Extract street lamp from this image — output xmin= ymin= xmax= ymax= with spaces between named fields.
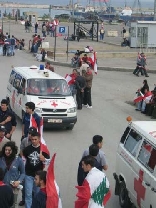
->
xmin=2 ymin=17 xmax=3 ymax=34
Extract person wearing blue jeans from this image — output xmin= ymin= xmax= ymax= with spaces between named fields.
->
xmin=25 ymin=175 xmax=40 ymax=208
xmin=136 ymin=88 xmax=152 ymax=113
xmin=23 ymin=132 xmax=50 ymax=208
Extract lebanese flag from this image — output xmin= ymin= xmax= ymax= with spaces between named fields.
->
xmin=134 ymin=91 xmax=144 ymax=103
xmin=65 ymin=74 xmax=74 ymax=85
xmin=39 ymin=117 xmax=50 ymax=156
xmin=46 ymin=153 xmax=62 ymax=208
xmin=53 ymin=19 xmax=59 ymax=26
xmin=134 ymin=91 xmax=152 ymax=103
xmin=30 ymin=114 xmax=38 ymax=130
xmin=75 ymin=167 xmax=110 ymax=208
xmin=88 ymin=52 xmax=98 ymax=74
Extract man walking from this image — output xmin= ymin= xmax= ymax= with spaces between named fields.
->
xmin=82 ymin=135 xmax=108 ymax=171
xmin=10 ymin=35 xmax=16 ymax=56
xmin=83 ymin=67 xmax=93 ymax=109
xmin=0 ymin=99 xmax=17 ymax=140
xmin=75 ymin=156 xmax=110 ymax=208
xmin=77 ymin=144 xmax=102 ymax=186
xmin=0 ymin=168 xmax=14 ymax=208
xmin=23 ymin=132 xmax=50 ymax=208
xmin=75 ymin=71 xmax=86 ymax=110
xmin=31 ymin=170 xmax=47 ymax=208
xmin=22 ymin=102 xmax=40 ymax=139
xmin=19 ymin=126 xmax=37 ymax=206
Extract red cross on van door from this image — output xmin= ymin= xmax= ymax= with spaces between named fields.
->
xmin=134 ymin=169 xmax=146 ymax=207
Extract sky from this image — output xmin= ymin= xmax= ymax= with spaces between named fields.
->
xmin=0 ymin=0 xmax=154 ymax=8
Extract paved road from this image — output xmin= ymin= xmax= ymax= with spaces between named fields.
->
xmin=0 ymin=49 xmax=156 ymax=207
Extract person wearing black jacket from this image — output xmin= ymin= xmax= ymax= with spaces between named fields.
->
xmin=0 ymin=99 xmax=17 ymax=140
xmin=75 ymin=71 xmax=86 ymax=110
xmin=0 ymin=167 xmax=14 ymax=208
xmin=77 ymin=144 xmax=102 ymax=186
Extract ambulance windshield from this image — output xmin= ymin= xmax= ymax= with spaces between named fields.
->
xmin=27 ymin=79 xmax=71 ymax=96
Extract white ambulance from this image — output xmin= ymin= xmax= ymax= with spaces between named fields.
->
xmin=114 ymin=118 xmax=156 ymax=208
xmin=6 ymin=65 xmax=77 ymax=130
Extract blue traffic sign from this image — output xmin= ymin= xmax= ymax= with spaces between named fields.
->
xmin=59 ymin=26 xmax=66 ymax=33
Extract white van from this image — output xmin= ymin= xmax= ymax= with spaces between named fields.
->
xmin=114 ymin=118 xmax=156 ymax=208
xmin=6 ymin=65 xmax=77 ymax=130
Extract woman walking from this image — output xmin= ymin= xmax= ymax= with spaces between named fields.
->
xmin=0 ymin=141 xmax=25 ymax=208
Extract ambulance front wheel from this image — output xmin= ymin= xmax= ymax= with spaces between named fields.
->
xmin=119 ymin=182 xmax=131 ymax=208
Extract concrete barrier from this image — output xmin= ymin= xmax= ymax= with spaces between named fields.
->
xmin=41 ymin=41 xmax=49 ymax=49
xmin=107 ymin=30 xmax=118 ymax=37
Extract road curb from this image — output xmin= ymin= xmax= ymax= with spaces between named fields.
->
xmin=45 ymin=58 xmax=156 ymax=73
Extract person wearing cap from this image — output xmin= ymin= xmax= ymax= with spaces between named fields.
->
xmin=19 ymin=126 xmax=37 ymax=207
xmin=0 ymin=99 xmax=17 ymax=140
xmin=0 ymin=125 xmax=9 ymax=152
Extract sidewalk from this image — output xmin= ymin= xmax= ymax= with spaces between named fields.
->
xmin=3 ymin=20 xmax=156 ymax=73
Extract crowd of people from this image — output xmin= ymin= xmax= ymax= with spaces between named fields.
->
xmin=0 ymin=97 xmax=110 ymax=208
xmin=134 ymin=79 xmax=156 ymax=118
xmin=0 ymin=32 xmax=25 ymax=56
xmin=67 ymin=66 xmax=93 ymax=109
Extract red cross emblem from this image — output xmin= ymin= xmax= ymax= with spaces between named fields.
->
xmin=51 ymin=101 xmax=58 ymax=108
xmin=134 ymin=169 xmax=146 ymax=207
xmin=12 ymin=90 xmax=15 ymax=108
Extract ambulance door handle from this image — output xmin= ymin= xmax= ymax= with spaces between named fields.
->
xmin=151 ymin=187 xmax=156 ymax=193
xmin=145 ymin=182 xmax=150 ymax=187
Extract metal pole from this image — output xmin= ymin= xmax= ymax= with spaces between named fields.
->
xmin=71 ymin=0 xmax=74 ymax=19
xmin=54 ymin=26 xmax=57 ymax=61
xmin=154 ymin=0 xmax=156 ymax=21
xmin=2 ymin=17 xmax=3 ymax=34
xmin=9 ymin=18 xmax=10 ymax=36
xmin=67 ymin=26 xmax=69 ymax=62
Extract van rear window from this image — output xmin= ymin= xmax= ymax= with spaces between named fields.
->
xmin=138 ymin=141 xmax=156 ymax=172
xmin=124 ymin=129 xmax=142 ymax=157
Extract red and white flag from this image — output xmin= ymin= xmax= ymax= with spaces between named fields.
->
xmin=89 ymin=52 xmax=98 ymax=74
xmin=39 ymin=117 xmax=50 ymax=156
xmin=134 ymin=91 xmax=152 ymax=103
xmin=30 ymin=114 xmax=38 ymax=130
xmin=65 ymin=74 xmax=74 ymax=85
xmin=75 ymin=167 xmax=110 ymax=208
xmin=30 ymin=115 xmax=50 ymax=156
xmin=134 ymin=91 xmax=144 ymax=103
xmin=46 ymin=153 xmax=62 ymax=208
xmin=53 ymin=19 xmax=59 ymax=26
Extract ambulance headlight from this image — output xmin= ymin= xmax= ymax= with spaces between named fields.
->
xmin=67 ymin=107 xmax=76 ymax=113
xmin=35 ymin=108 xmax=42 ymax=114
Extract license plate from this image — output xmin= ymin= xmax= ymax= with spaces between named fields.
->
xmin=48 ymin=119 xmax=62 ymax=123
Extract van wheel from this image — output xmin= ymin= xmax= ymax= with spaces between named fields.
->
xmin=66 ymin=124 xmax=74 ymax=130
xmin=119 ymin=182 xmax=131 ymax=208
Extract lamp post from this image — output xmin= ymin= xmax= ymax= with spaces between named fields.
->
xmin=2 ymin=17 xmax=3 ymax=34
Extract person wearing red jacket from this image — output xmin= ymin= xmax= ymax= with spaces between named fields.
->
xmin=68 ymin=69 xmax=78 ymax=96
